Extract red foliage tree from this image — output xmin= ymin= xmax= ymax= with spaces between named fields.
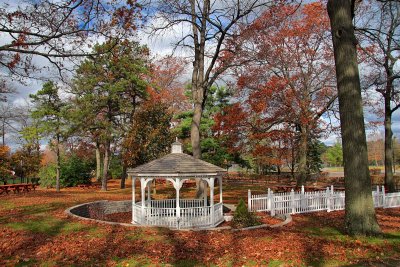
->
xmin=216 ymin=1 xmax=337 ymax=183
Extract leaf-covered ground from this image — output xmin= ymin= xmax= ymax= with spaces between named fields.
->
xmin=0 ymin=180 xmax=399 ymax=267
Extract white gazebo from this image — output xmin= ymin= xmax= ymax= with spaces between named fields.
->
xmin=127 ymin=140 xmax=226 ymax=229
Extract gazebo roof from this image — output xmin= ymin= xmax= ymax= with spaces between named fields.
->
xmin=127 ymin=141 xmax=226 ymax=177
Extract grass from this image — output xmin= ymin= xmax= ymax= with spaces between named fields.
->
xmin=303 ymin=226 xmax=349 ymax=242
xmin=6 ymin=215 xmax=89 ymax=236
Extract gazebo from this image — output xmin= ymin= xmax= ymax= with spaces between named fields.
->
xmin=127 ymin=140 xmax=226 ymax=229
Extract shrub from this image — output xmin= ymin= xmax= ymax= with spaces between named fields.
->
xmin=38 ymin=163 xmax=57 ymax=188
xmin=232 ymin=198 xmax=261 ymax=228
xmin=60 ymin=154 xmax=92 ymax=187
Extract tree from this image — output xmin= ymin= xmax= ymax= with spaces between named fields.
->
xmin=72 ymin=40 xmax=150 ymax=190
xmin=327 ymin=0 xmax=380 ymax=235
xmin=323 ymin=142 xmax=344 ymax=167
xmin=122 ymin=96 xmax=174 ymax=169
xmin=356 ymin=1 xmax=400 ymax=192
xmin=30 ymin=81 xmax=67 ymax=192
xmin=0 ymin=0 xmax=141 ymax=80
xmin=10 ymin=147 xmax=42 ymax=182
xmin=0 ymin=145 xmax=12 ymax=184
xmin=175 ymin=86 xmax=235 ymax=167
xmin=216 ymin=1 xmax=336 ymax=183
xmin=148 ymin=0 xmax=280 ymax=159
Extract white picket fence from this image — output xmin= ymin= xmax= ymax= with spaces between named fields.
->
xmin=248 ymin=185 xmax=400 ymax=216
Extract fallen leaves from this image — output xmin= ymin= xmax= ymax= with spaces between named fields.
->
xmin=0 ymin=180 xmax=399 ymax=266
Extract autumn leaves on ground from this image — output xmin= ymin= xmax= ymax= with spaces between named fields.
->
xmin=0 ymin=180 xmax=399 ymax=267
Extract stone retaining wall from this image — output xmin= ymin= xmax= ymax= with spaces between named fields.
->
xmin=68 ymin=200 xmax=132 ymax=220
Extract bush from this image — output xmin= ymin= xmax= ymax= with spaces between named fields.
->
xmin=232 ymin=198 xmax=261 ymax=228
xmin=60 ymin=154 xmax=92 ymax=187
xmin=38 ymin=163 xmax=57 ymax=188
xmin=39 ymin=155 xmax=93 ymax=188
xmin=109 ymin=156 xmax=123 ymax=179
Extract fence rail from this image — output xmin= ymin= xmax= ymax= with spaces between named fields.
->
xmin=248 ymin=186 xmax=399 ymax=215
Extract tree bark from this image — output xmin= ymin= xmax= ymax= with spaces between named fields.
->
xmin=191 ymin=102 xmax=203 ymax=159
xmin=297 ymin=125 xmax=308 ymax=186
xmin=384 ymin=92 xmax=395 ymax=192
xmin=95 ymin=141 xmax=102 ymax=182
xmin=102 ymin=141 xmax=110 ymax=191
xmin=120 ymin=164 xmax=127 ymax=189
xmin=327 ymin=0 xmax=381 ymax=235
xmin=55 ymin=134 xmax=61 ymax=192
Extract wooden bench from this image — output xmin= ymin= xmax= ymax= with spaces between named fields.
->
xmin=0 ymin=183 xmax=36 ymax=195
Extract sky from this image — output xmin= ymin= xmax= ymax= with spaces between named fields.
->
xmin=0 ymin=0 xmax=399 ymax=149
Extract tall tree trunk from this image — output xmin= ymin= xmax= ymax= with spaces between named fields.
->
xmin=327 ymin=0 xmax=381 ymax=235
xmin=55 ymin=134 xmax=61 ymax=192
xmin=102 ymin=141 xmax=110 ymax=191
xmin=384 ymin=92 xmax=395 ymax=192
xmin=297 ymin=125 xmax=308 ymax=186
xmin=191 ymin=102 xmax=203 ymax=159
xmin=120 ymin=164 xmax=127 ymax=189
xmin=190 ymin=0 xmax=209 ymax=199
xmin=95 ymin=141 xmax=102 ymax=182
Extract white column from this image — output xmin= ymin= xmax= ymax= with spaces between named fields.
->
xmin=140 ymin=178 xmax=146 ymax=223
xmin=210 ymin=178 xmax=215 ymax=225
xmin=219 ymin=176 xmax=223 ymax=203
xmin=248 ymin=189 xmax=252 ymax=211
xmin=147 ymin=183 xmax=151 ymax=203
xmin=174 ymin=178 xmax=181 ymax=229
xmin=132 ymin=176 xmax=136 ymax=223
xmin=203 ymin=180 xmax=208 ymax=207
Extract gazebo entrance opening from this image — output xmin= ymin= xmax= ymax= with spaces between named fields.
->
xmin=127 ymin=140 xmax=226 ymax=229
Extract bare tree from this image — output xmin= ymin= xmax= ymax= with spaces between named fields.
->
xmin=147 ymin=0 xmax=282 ymax=159
xmin=356 ymin=0 xmax=400 ymax=192
xmin=0 ymin=0 xmax=141 ymax=81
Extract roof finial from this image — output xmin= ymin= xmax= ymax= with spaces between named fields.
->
xmin=171 ymin=138 xmax=183 ymax=153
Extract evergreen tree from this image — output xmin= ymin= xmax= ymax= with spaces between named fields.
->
xmin=30 ymin=81 xmax=67 ymax=192
xmin=71 ymin=40 xmax=150 ymax=190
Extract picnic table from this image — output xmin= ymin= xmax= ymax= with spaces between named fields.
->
xmin=0 ymin=183 xmax=36 ymax=195
xmin=77 ymin=183 xmax=101 ymax=189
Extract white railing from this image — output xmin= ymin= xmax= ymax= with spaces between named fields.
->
xmin=249 ymin=185 xmax=400 ymax=215
xmin=132 ymin=199 xmax=224 ymax=229
xmin=147 ymin=199 xmax=204 ymax=209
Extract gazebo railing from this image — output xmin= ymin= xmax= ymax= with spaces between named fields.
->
xmin=147 ymin=199 xmax=204 ymax=209
xmin=132 ymin=199 xmax=223 ymax=229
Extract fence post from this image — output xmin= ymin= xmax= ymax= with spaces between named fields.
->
xmin=376 ymin=185 xmax=380 ymax=207
xmin=300 ymin=185 xmax=305 ymax=211
xmin=291 ymin=189 xmax=295 ymax=214
xmin=267 ymin=188 xmax=271 ymax=211
xmin=270 ymin=190 xmax=275 ymax=216
xmin=327 ymin=187 xmax=331 ymax=212
xmin=382 ymin=185 xmax=386 ymax=208
xmin=248 ymin=189 xmax=252 ymax=211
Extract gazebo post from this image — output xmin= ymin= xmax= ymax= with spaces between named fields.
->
xmin=132 ymin=176 xmax=136 ymax=223
xmin=219 ymin=176 xmax=222 ymax=203
xmin=203 ymin=180 xmax=208 ymax=207
xmin=174 ymin=178 xmax=181 ymax=229
xmin=147 ymin=183 xmax=151 ymax=203
xmin=140 ymin=178 xmax=146 ymax=223
xmin=209 ymin=178 xmax=215 ymax=225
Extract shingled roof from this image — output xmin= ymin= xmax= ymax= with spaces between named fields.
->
xmin=127 ymin=141 xmax=226 ymax=177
